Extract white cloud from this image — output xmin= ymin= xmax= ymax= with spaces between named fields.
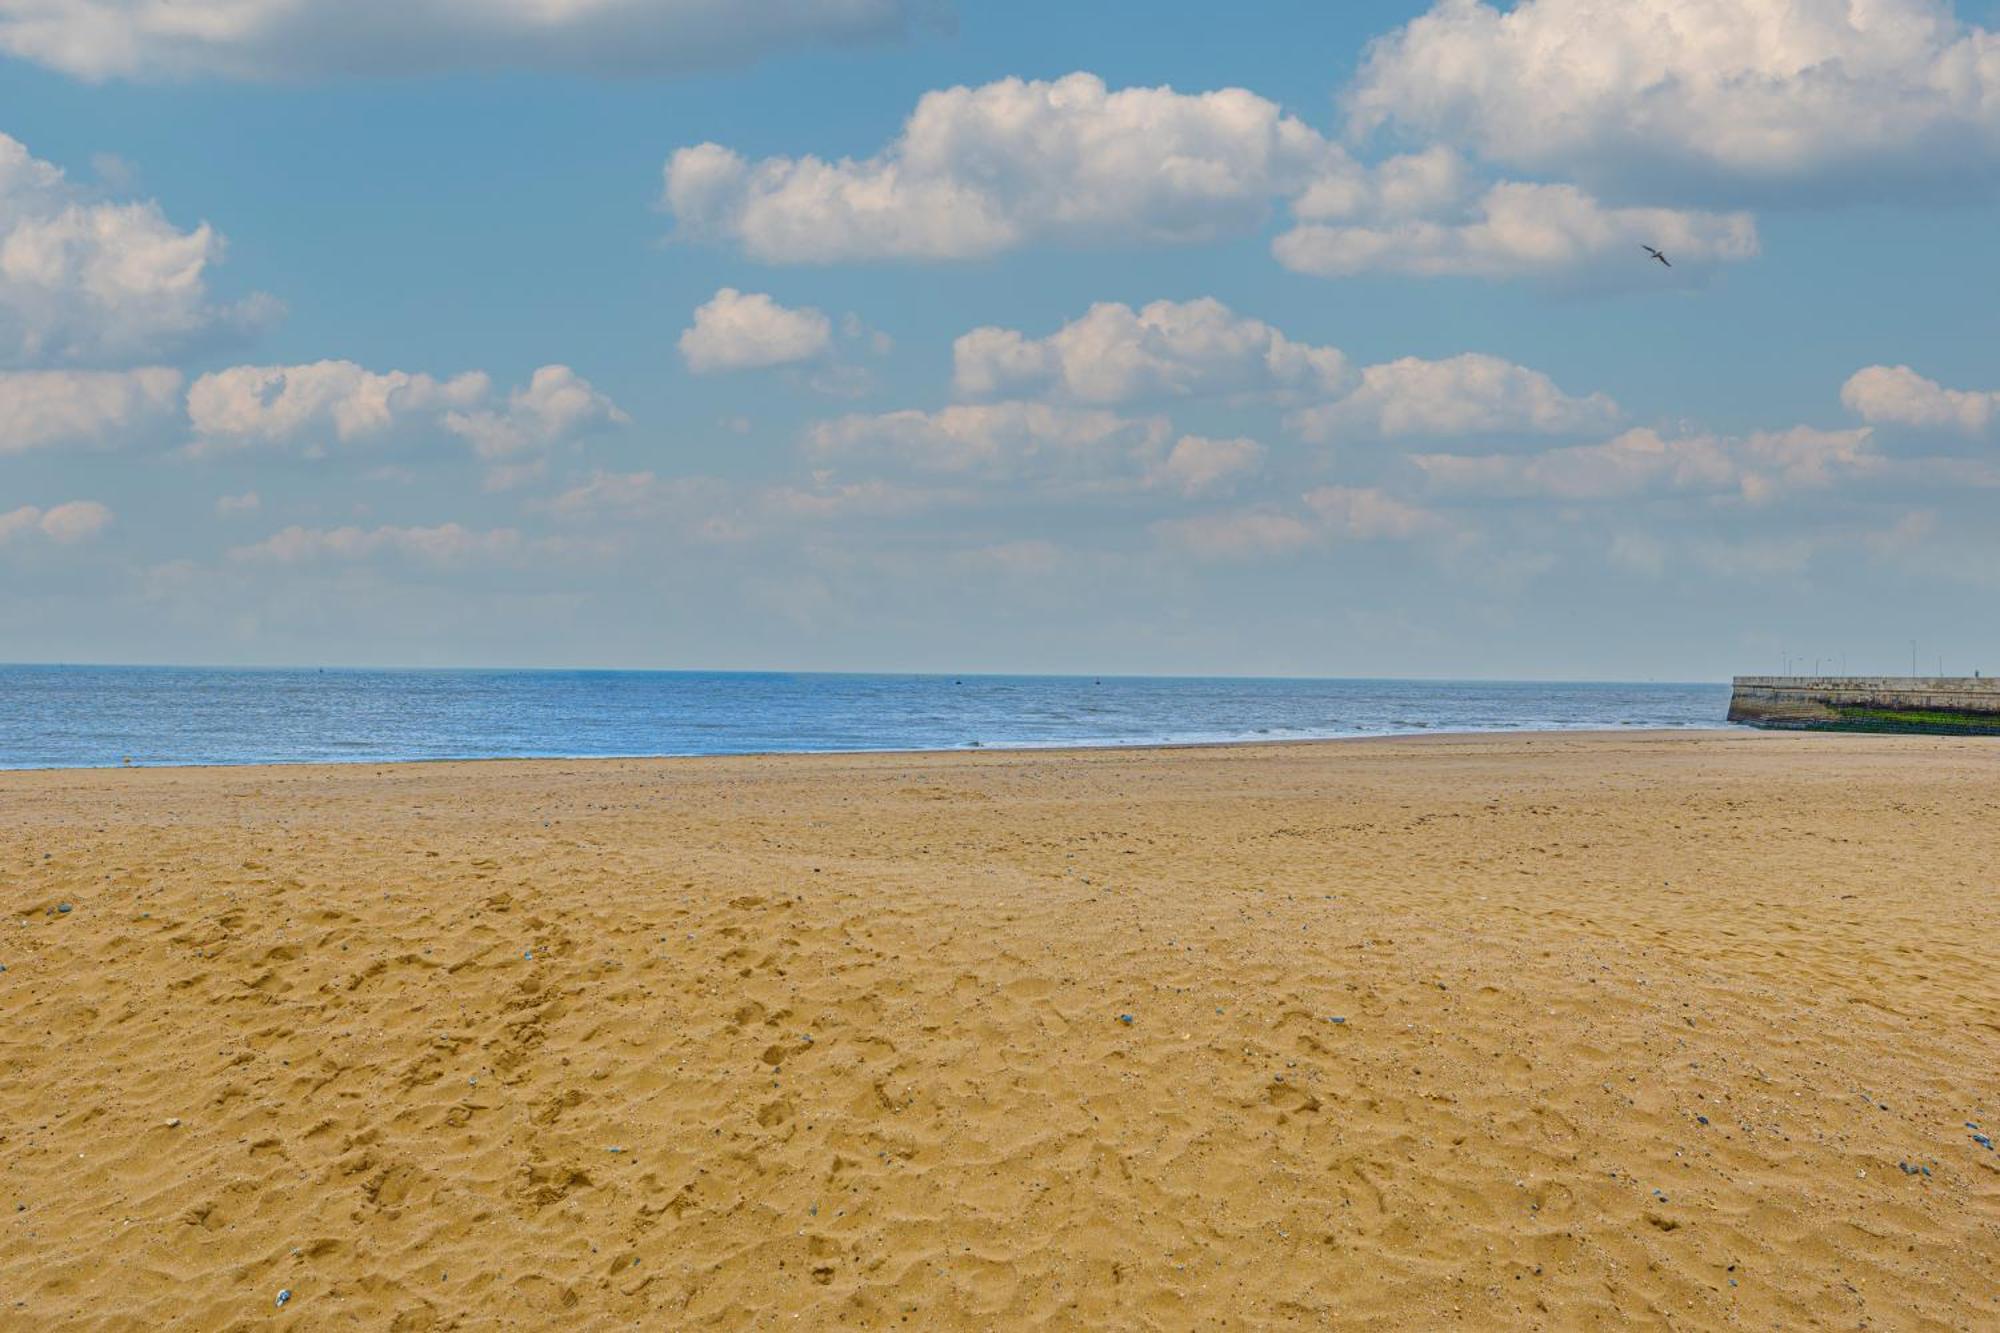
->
xmin=1413 ymin=425 xmax=1878 ymax=502
xmin=0 ymin=366 xmax=180 ymax=452
xmin=186 ymin=360 xmax=487 ymax=450
xmin=679 ymin=287 xmax=832 ymax=373
xmin=442 ymin=364 xmax=628 ymax=459
xmin=664 ymin=72 xmax=1338 ymax=261
xmin=186 ymin=360 xmax=623 ymax=481
xmin=1290 ymin=352 xmax=1619 ymax=441
xmin=806 ymin=401 xmax=1171 ymax=484
xmin=1150 ymin=435 xmax=1264 ymax=498
xmin=0 ymin=0 xmax=934 ymax=81
xmin=953 ymin=298 xmax=1348 ymax=403
xmin=215 ymin=490 xmax=260 ymax=516
xmin=1 ymin=132 xmax=271 ymax=364
xmin=541 ymin=469 xmax=687 ymax=521
xmin=1346 ymin=0 xmax=2000 ymax=196
xmin=1841 ymin=364 xmax=2000 ymax=434
xmin=228 ymin=522 xmax=522 ymax=565
xmin=1301 ymin=485 xmax=1449 ymax=539
xmin=1274 ymin=181 xmax=1757 ymax=279
xmin=0 ymin=498 xmax=112 ymax=544
xmin=1154 ymin=485 xmax=1446 ymax=560
xmin=665 ymin=68 xmax=1766 ymax=282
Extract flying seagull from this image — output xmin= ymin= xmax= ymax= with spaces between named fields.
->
xmin=1642 ymin=245 xmax=1671 ymax=268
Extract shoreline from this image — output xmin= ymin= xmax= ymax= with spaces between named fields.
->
xmin=0 ymin=720 xmax=1748 ymax=776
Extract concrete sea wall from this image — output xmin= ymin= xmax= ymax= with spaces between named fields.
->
xmin=1728 ymin=676 xmax=2000 ymax=735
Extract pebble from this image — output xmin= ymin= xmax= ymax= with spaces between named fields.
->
xmin=1973 ymin=1134 xmax=1994 ymax=1151
xmin=1118 ymin=1014 xmax=1134 ymax=1025
xmin=1695 ymin=1115 xmax=1710 ymax=1126
xmin=275 ymin=1290 xmax=291 ymax=1308
xmin=1327 ymin=1016 xmax=1346 ymax=1025
xmin=523 ymin=950 xmax=533 ymax=960
xmin=56 ymin=903 xmax=72 ymax=914
xmin=166 ymin=1118 xmax=181 ymax=1129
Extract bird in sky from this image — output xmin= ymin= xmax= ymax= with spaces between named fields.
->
xmin=1642 ymin=245 xmax=1671 ymax=267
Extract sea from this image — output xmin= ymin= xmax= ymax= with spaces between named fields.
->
xmin=0 ymin=666 xmax=1733 ymax=770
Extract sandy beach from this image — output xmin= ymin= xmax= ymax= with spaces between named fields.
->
xmin=2 ymin=730 xmax=1996 ymax=1329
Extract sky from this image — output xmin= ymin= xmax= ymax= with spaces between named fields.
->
xmin=3 ymin=0 xmax=1999 ymax=680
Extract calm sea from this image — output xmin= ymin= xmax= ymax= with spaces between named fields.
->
xmin=0 ymin=666 xmax=1731 ymax=770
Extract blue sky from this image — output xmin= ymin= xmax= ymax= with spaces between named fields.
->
xmin=3 ymin=0 xmax=1999 ymax=678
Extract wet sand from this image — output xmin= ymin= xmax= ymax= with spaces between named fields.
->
xmin=2 ymin=731 xmax=1996 ymax=1329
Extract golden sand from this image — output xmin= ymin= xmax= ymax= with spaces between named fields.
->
xmin=2 ymin=731 xmax=1997 ymax=1329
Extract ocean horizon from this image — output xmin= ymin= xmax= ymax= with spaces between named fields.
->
xmin=0 ymin=664 xmax=1731 ymax=771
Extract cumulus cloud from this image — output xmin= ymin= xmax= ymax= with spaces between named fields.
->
xmin=1346 ymin=0 xmax=2000 ymax=197
xmin=1151 ymin=435 xmax=1265 ymax=498
xmin=1289 ymin=352 xmax=1619 ymax=442
xmin=953 ymin=298 xmax=1348 ymax=403
xmin=0 ymin=366 xmax=180 ymax=452
xmin=1274 ymin=181 xmax=1757 ymax=279
xmin=0 ymin=0 xmax=936 ymax=81
xmin=1841 ymin=364 xmax=2000 ymax=434
xmin=806 ymin=401 xmax=1172 ymax=484
xmin=0 ymin=498 xmax=112 ymax=544
xmin=442 ymin=364 xmax=628 ymax=460
xmin=186 ymin=360 xmax=488 ymax=451
xmin=665 ymin=68 xmax=1765 ymax=280
xmin=1 ymin=132 xmax=271 ymax=364
xmin=664 ymin=72 xmax=1338 ymax=261
xmin=1154 ymin=486 xmax=1446 ymax=560
xmin=228 ymin=522 xmax=523 ymax=565
xmin=679 ymin=287 xmax=831 ymax=373
xmin=186 ymin=360 xmax=623 ymax=482
xmin=1413 ymin=425 xmax=1878 ymax=502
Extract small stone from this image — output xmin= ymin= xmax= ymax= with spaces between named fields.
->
xmin=56 ymin=903 xmax=72 ymax=914
xmin=1327 ymin=1016 xmax=1346 ymax=1025
xmin=1696 ymin=1115 xmax=1709 ymax=1126
xmin=166 ymin=1118 xmax=181 ymax=1129
xmin=276 ymin=1289 xmax=291 ymax=1308
xmin=1118 ymin=1014 xmax=1135 ymax=1025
